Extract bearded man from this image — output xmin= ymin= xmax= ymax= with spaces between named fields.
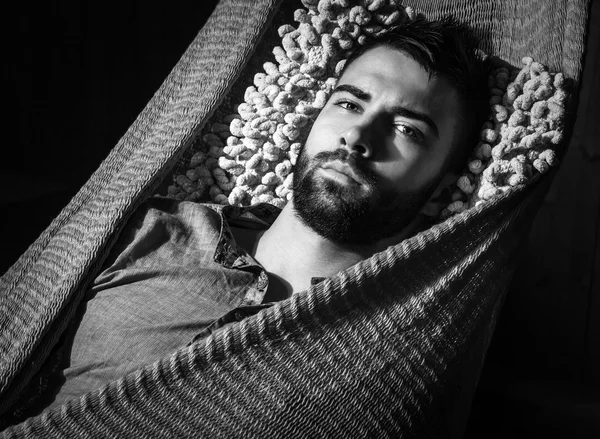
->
xmin=8 ymin=15 xmax=489 ymax=419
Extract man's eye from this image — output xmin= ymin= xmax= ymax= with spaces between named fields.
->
xmin=336 ymin=100 xmax=360 ymax=112
xmin=396 ymin=124 xmax=424 ymax=141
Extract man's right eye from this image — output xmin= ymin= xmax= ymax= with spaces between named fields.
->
xmin=335 ymin=100 xmax=361 ymax=112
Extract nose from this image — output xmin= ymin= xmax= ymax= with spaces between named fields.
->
xmin=339 ymin=123 xmax=374 ymax=159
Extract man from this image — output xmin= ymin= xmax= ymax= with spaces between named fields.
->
xmin=8 ymin=16 xmax=489 ymax=420
xmin=250 ymin=16 xmax=488 ymax=299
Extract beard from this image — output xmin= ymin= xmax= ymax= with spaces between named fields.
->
xmin=292 ymin=147 xmax=438 ymax=247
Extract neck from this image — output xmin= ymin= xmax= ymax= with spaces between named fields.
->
xmin=253 ymin=203 xmax=374 ymax=298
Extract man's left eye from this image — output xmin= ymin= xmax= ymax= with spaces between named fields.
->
xmin=396 ymin=124 xmax=423 ymax=140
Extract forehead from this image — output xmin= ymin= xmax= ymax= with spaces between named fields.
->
xmin=338 ymin=46 xmax=460 ymax=118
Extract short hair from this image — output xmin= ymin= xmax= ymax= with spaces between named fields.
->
xmin=339 ymin=16 xmax=491 ymax=172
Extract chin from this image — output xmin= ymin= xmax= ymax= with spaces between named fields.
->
xmin=293 ymin=174 xmax=397 ymax=246
xmin=291 ymin=149 xmax=433 ymax=246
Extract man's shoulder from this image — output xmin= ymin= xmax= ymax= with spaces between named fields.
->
xmin=223 ymin=202 xmax=282 ymax=227
xmin=140 ymin=196 xmax=281 ymax=228
xmin=137 ymin=195 xmax=221 ymax=219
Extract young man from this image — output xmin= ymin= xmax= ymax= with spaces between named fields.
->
xmin=9 ymin=16 xmax=489 ymax=420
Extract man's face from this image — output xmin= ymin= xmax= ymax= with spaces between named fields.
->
xmin=292 ymin=45 xmax=463 ymax=247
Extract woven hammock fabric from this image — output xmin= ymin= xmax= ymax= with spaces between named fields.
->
xmin=0 ymin=0 xmax=590 ymax=437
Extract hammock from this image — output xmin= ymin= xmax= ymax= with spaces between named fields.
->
xmin=0 ymin=0 xmax=590 ymax=437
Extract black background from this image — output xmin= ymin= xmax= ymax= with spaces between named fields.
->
xmin=2 ymin=1 xmax=218 ymax=273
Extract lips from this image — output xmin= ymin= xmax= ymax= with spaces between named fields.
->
xmin=320 ymin=160 xmax=362 ymax=185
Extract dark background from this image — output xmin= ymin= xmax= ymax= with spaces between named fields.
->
xmin=2 ymin=1 xmax=599 ymax=437
xmin=1 ymin=1 xmax=219 ymax=271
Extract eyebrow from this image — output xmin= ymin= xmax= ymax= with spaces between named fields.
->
xmin=331 ymin=84 xmax=440 ymax=139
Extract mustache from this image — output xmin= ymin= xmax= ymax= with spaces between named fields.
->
xmin=312 ymin=149 xmax=377 ymax=185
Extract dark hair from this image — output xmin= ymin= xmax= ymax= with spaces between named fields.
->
xmin=340 ymin=16 xmax=490 ymax=172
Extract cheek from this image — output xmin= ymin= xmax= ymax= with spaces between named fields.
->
xmin=376 ymin=149 xmax=442 ymax=192
xmin=303 ymin=113 xmax=344 ymax=154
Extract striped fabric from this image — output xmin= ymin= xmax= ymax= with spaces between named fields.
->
xmin=0 ymin=0 xmax=590 ymax=437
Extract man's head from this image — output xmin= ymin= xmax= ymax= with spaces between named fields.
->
xmin=292 ymin=16 xmax=489 ymax=247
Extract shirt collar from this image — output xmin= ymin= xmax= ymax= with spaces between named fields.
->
xmin=209 ymin=202 xmax=326 ymax=290
xmin=210 ymin=203 xmax=281 ymax=269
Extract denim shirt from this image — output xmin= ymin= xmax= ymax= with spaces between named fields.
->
xmin=48 ymin=196 xmax=286 ymax=408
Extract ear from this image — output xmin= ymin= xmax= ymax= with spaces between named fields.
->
xmin=418 ymin=171 xmax=459 ymax=218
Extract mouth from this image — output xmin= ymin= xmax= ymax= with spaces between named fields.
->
xmin=319 ymin=161 xmax=363 ymax=185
